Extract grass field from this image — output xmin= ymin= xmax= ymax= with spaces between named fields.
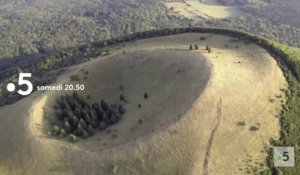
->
xmin=0 ymin=33 xmax=286 ymax=175
xmin=165 ymin=0 xmax=241 ymax=19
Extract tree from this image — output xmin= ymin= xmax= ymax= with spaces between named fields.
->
xmin=59 ymin=128 xmax=67 ymax=137
xmin=69 ymin=134 xmax=77 ymax=143
xmin=82 ymin=130 xmax=89 ymax=139
xmin=144 ymin=92 xmax=149 ymax=99
xmin=101 ymin=99 xmax=109 ymax=111
xmin=87 ymin=125 xmax=95 ymax=135
xmin=189 ymin=44 xmax=193 ymax=50
xmin=64 ymin=120 xmax=72 ymax=132
xmin=194 ymin=44 xmax=199 ymax=50
xmin=99 ymin=121 xmax=107 ymax=130
xmin=206 ymin=45 xmax=211 ymax=53
xmin=55 ymin=109 xmax=65 ymax=120
xmin=79 ymin=118 xmax=88 ymax=130
xmin=72 ymin=116 xmax=79 ymax=127
xmin=75 ymin=124 xmax=83 ymax=136
xmin=118 ymin=104 xmax=125 ymax=114
xmin=120 ymin=94 xmax=125 ymax=101
xmin=52 ymin=125 xmax=60 ymax=136
xmin=110 ymin=114 xmax=118 ymax=124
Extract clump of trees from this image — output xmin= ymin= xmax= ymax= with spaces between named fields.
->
xmin=189 ymin=44 xmax=199 ymax=50
xmin=50 ymin=92 xmax=124 ymax=141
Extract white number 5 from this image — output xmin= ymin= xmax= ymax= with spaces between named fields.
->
xmin=18 ymin=73 xmax=33 ymax=96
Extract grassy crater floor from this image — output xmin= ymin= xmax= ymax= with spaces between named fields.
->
xmin=41 ymin=49 xmax=211 ymax=150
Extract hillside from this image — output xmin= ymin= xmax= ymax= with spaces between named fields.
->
xmin=0 ymin=31 xmax=288 ymax=175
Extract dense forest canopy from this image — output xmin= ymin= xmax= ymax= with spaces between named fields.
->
xmin=0 ymin=0 xmax=186 ymax=58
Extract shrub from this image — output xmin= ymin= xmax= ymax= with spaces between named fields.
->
xmin=70 ymin=74 xmax=80 ymax=81
xmin=237 ymin=121 xmax=246 ymax=126
xmin=120 ymin=94 xmax=125 ymax=101
xmin=249 ymin=126 xmax=259 ymax=131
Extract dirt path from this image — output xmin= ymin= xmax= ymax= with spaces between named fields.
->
xmin=203 ymin=99 xmax=222 ymax=175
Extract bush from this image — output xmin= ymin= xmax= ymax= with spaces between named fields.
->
xmin=249 ymin=126 xmax=259 ymax=131
xmin=237 ymin=121 xmax=246 ymax=126
xmin=70 ymin=74 xmax=80 ymax=81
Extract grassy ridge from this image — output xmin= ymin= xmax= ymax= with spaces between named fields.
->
xmin=263 ymin=43 xmax=300 ymax=175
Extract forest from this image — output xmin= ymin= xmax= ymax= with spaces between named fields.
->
xmin=0 ymin=0 xmax=300 ymax=60
xmin=0 ymin=0 xmax=187 ymax=58
xmin=50 ymin=92 xmax=125 ymax=142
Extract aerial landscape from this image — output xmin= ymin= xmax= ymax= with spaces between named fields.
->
xmin=0 ymin=0 xmax=300 ymax=175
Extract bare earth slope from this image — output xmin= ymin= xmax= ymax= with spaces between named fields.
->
xmin=0 ymin=33 xmax=286 ymax=175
